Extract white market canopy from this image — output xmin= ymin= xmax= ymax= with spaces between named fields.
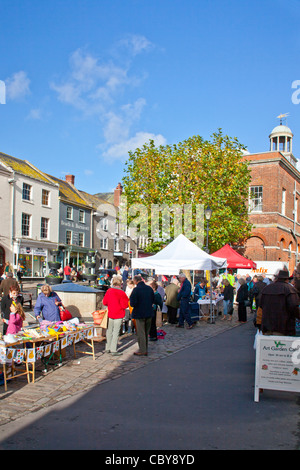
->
xmin=132 ymin=234 xmax=227 ymax=274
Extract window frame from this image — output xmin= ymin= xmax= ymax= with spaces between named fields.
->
xmin=78 ymin=232 xmax=84 ymax=247
xmin=40 ymin=217 xmax=49 ymax=239
xmin=22 ymin=183 xmax=32 ymax=201
xmin=66 ymin=206 xmax=73 ymax=220
xmin=249 ymin=186 xmax=263 ymax=212
xmin=79 ymin=209 xmax=85 ymax=223
xmin=21 ymin=212 xmax=31 ymax=237
xmin=41 ymin=189 xmax=50 ymax=206
xmin=66 ymin=230 xmax=72 ymax=245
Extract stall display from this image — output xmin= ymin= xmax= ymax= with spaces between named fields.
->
xmin=0 ymin=319 xmax=96 ymax=391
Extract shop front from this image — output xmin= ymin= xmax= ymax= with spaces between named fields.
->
xmin=61 ymin=245 xmax=94 ymax=271
xmin=17 ymin=246 xmax=48 ymax=278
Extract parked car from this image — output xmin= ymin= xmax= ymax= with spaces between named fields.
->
xmin=96 ymin=268 xmax=117 ymax=279
xmin=133 ymin=269 xmax=149 ymax=280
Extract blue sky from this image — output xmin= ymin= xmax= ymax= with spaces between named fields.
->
xmin=1 ymin=0 xmax=300 ymax=194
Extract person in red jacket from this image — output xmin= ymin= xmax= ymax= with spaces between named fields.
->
xmin=63 ymin=263 xmax=72 ymax=280
xmin=102 ymin=274 xmax=129 ymax=356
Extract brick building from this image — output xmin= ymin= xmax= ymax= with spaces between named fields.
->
xmin=242 ymin=122 xmax=300 ymax=272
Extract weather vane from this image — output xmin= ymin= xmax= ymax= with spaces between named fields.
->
xmin=277 ymin=113 xmax=290 ymax=125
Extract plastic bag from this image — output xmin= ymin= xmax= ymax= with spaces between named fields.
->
xmin=253 ymin=329 xmax=262 ymax=350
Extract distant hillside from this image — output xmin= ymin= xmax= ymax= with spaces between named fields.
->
xmin=93 ymin=192 xmax=114 ymax=203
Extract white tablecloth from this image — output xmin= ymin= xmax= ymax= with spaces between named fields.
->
xmin=197 ymin=296 xmax=224 ymax=306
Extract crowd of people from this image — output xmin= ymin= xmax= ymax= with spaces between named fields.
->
xmin=1 ymin=261 xmax=299 ymax=357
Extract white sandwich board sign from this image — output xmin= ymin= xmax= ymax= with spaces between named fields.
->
xmin=254 ymin=335 xmax=300 ymax=402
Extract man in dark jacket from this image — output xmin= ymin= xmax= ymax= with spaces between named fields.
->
xmin=260 ymin=270 xmax=300 ymax=336
xmin=176 ymin=273 xmax=193 ymax=328
xmin=0 ymin=272 xmax=20 ymax=297
xmin=252 ymin=275 xmax=266 ymax=307
xmin=130 ymin=275 xmax=155 ymax=356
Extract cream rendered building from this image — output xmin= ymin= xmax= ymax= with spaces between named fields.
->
xmin=0 ymin=153 xmax=60 ymax=279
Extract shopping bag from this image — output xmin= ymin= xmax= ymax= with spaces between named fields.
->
xmin=156 ymin=306 xmax=163 ymax=328
xmin=253 ymin=329 xmax=262 ymax=350
xmin=92 ymin=309 xmax=108 ymax=329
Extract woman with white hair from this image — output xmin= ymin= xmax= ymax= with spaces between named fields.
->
xmin=102 ymin=274 xmax=129 ymax=356
xmin=34 ymin=284 xmax=63 ymax=322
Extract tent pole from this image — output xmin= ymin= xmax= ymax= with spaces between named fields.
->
xmin=209 ymin=271 xmax=215 ymax=323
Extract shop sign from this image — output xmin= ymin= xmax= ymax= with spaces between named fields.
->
xmin=254 ymin=335 xmax=300 ymax=402
xmin=19 ymin=247 xmax=47 ymax=256
xmin=20 ymin=247 xmax=32 ymax=255
xmin=33 ymin=248 xmax=47 ymax=256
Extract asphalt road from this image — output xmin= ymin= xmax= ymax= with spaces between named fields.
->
xmin=0 ymin=321 xmax=299 ymax=451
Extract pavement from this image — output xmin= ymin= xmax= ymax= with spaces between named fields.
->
xmin=0 ymin=315 xmax=299 ymax=450
xmin=0 ymin=281 xmax=246 ymax=427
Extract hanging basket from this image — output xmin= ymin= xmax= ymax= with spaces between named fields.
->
xmin=84 ymin=262 xmax=96 ymax=268
xmin=45 ymin=276 xmax=63 ymax=285
xmin=48 ymin=261 xmax=61 ymax=269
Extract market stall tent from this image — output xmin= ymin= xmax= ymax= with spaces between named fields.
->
xmin=210 ymin=244 xmax=257 ymax=269
xmin=131 ymin=234 xmax=227 ymax=274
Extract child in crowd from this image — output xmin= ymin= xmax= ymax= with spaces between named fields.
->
xmin=3 ymin=302 xmax=26 ymax=335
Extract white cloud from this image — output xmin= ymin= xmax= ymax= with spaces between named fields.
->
xmin=84 ymin=169 xmax=94 ymax=176
xmin=116 ymin=34 xmax=153 ymax=56
xmin=26 ymin=108 xmax=42 ymax=120
xmin=5 ymin=71 xmax=30 ymax=100
xmin=51 ymin=37 xmax=166 ymax=162
xmin=50 ymin=48 xmax=133 ymax=113
xmin=101 ymin=132 xmax=167 ymax=162
xmin=103 ymin=98 xmax=146 ymax=144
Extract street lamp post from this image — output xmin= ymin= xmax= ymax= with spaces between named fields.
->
xmin=204 ymin=206 xmax=214 ymax=323
xmin=204 ymin=206 xmax=212 ymax=252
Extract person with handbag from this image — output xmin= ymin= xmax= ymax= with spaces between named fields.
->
xmin=102 ymin=274 xmax=129 ymax=356
xmin=236 ymin=277 xmax=249 ymax=323
xmin=34 ymin=284 xmax=63 ymax=322
xmin=149 ymin=280 xmax=163 ymax=341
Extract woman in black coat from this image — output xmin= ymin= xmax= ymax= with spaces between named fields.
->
xmin=236 ymin=277 xmax=248 ymax=323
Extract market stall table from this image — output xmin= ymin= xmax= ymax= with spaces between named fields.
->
xmin=0 ymin=337 xmax=34 ymax=391
xmin=197 ymin=296 xmax=224 ymax=321
xmin=0 ymin=323 xmax=96 ymax=390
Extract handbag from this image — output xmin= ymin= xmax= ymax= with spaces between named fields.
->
xmin=156 ymin=305 xmax=163 ymax=328
xmin=59 ymin=306 xmax=72 ymax=321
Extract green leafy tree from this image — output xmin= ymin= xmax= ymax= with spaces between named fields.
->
xmin=122 ymin=129 xmax=252 ymax=253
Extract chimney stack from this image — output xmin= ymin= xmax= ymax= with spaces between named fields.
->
xmin=65 ymin=174 xmax=75 ymax=185
xmin=114 ymin=182 xmax=123 ymax=207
